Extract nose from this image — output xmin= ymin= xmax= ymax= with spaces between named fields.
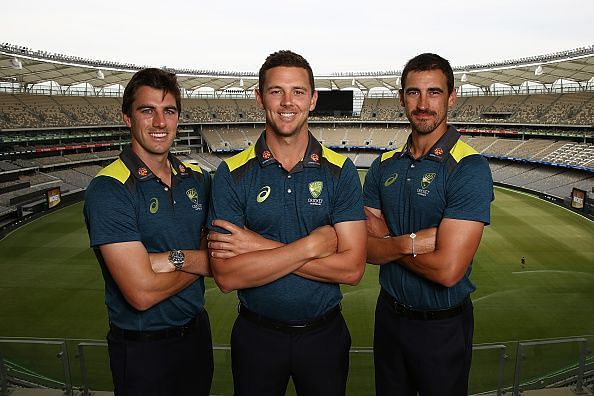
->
xmin=417 ymin=93 xmax=428 ymax=110
xmin=280 ymin=92 xmax=293 ymax=106
xmin=152 ymin=110 xmax=166 ymax=127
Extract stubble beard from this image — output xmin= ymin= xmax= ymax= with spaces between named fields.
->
xmin=408 ymin=110 xmax=446 ymax=135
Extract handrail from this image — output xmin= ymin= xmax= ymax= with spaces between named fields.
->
xmin=0 ymin=336 xmax=592 ymax=395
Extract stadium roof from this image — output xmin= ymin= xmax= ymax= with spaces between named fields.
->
xmin=1 ymin=43 xmax=593 ymax=93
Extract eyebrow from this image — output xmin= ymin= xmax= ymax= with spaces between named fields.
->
xmin=266 ymin=85 xmax=308 ymax=91
xmin=404 ymin=87 xmax=444 ymax=93
xmin=135 ymin=104 xmax=178 ymax=111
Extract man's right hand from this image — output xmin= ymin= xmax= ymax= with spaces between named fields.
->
xmin=307 ymin=225 xmax=338 ymax=259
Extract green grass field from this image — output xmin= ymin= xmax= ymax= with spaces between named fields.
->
xmin=0 ymin=185 xmax=593 ymax=394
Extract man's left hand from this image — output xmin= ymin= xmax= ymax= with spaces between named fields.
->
xmin=208 ymin=219 xmax=281 ymax=258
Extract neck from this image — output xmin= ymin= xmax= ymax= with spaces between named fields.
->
xmin=265 ymin=129 xmax=309 ymax=171
xmin=410 ymin=125 xmax=448 ymax=159
xmin=132 ymin=147 xmax=172 ymax=185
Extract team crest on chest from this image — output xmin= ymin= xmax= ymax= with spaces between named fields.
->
xmin=308 ymin=181 xmax=324 ymax=206
xmin=186 ymin=187 xmax=203 ymax=210
xmin=417 ymin=173 xmax=437 ymax=197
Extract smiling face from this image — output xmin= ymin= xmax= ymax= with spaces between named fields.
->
xmin=400 ymin=69 xmax=456 ymax=136
xmin=123 ymin=85 xmax=179 ymax=162
xmin=256 ymin=66 xmax=318 ymax=139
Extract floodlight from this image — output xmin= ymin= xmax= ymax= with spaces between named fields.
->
xmin=351 ymin=78 xmax=355 ymax=86
xmin=239 ymin=78 xmax=244 ymax=87
xmin=96 ymin=70 xmax=105 ymax=80
xmin=534 ymin=65 xmax=544 ymax=76
xmin=10 ymin=57 xmax=22 ymax=69
xmin=461 ymin=73 xmax=468 ymax=83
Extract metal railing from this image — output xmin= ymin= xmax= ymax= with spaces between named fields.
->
xmin=512 ymin=337 xmax=590 ymax=395
xmin=0 ymin=338 xmax=72 ymax=395
xmin=1 ymin=336 xmax=592 ymax=396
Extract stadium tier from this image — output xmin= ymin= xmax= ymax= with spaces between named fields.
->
xmin=0 ymin=42 xmax=592 ymax=215
xmin=2 ymin=91 xmax=594 ymax=129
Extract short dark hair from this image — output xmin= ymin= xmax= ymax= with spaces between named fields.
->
xmin=258 ymin=50 xmax=315 ymax=93
xmin=401 ymin=53 xmax=455 ymax=94
xmin=122 ymin=68 xmax=182 ymax=116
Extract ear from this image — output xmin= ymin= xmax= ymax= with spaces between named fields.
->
xmin=448 ymin=90 xmax=457 ymax=108
xmin=122 ymin=112 xmax=132 ymax=128
xmin=309 ymin=90 xmax=318 ymax=112
xmin=399 ymin=89 xmax=405 ymax=107
xmin=255 ymin=89 xmax=265 ymax=110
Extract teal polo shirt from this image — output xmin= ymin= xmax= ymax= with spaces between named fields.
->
xmin=84 ymin=145 xmax=211 ymax=331
xmin=363 ymin=126 xmax=493 ymax=310
xmin=208 ymin=131 xmax=365 ymax=321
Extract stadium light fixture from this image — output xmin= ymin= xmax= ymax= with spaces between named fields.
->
xmin=96 ymin=70 xmax=105 ymax=80
xmin=461 ymin=73 xmax=468 ymax=83
xmin=239 ymin=78 xmax=244 ymax=87
xmin=10 ymin=57 xmax=22 ymax=69
xmin=534 ymin=65 xmax=544 ymax=76
xmin=351 ymin=78 xmax=355 ymax=86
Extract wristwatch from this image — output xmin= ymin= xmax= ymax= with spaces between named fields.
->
xmin=168 ymin=250 xmax=185 ymax=271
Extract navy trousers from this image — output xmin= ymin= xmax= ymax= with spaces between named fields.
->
xmin=231 ymin=310 xmax=351 ymax=396
xmin=107 ymin=309 xmax=214 ymax=396
xmin=373 ymin=293 xmax=474 ymax=396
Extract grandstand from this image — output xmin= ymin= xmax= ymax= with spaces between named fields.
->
xmin=1 ymin=42 xmax=593 ymax=394
xmin=0 ymin=42 xmax=592 ymax=226
xmin=1 ymin=41 xmax=592 ymax=219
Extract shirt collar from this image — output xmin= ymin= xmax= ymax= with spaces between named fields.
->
xmin=255 ymin=131 xmax=323 ymax=168
xmin=119 ymin=145 xmax=190 ymax=181
xmin=399 ymin=125 xmax=460 ymax=162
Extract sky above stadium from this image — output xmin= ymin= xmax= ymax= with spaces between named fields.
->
xmin=2 ymin=0 xmax=593 ymax=74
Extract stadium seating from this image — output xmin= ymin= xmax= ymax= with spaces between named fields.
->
xmin=1 ymin=88 xmax=592 ymax=216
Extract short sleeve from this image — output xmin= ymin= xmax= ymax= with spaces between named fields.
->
xmin=84 ymin=176 xmax=140 ymax=247
xmin=362 ymin=155 xmax=382 ymax=210
xmin=444 ymin=155 xmax=493 ymax=224
xmin=331 ymin=158 xmax=366 ymax=224
xmin=207 ymin=161 xmax=246 ymax=233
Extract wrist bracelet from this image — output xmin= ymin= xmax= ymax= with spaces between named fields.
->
xmin=410 ymin=233 xmax=417 ymax=257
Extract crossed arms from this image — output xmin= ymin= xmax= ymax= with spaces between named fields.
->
xmin=207 ymin=219 xmax=367 ymax=293
xmin=99 ymin=236 xmax=210 ymax=311
xmin=365 ymin=207 xmax=485 ymax=288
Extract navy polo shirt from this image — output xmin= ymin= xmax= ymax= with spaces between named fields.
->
xmin=84 ymin=145 xmax=211 ymax=331
xmin=363 ymin=126 xmax=493 ymax=310
xmin=208 ymin=131 xmax=365 ymax=321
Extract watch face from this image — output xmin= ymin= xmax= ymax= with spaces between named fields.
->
xmin=169 ymin=250 xmax=185 ymax=270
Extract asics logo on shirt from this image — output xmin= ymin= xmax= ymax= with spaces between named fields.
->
xmin=257 ymin=186 xmax=271 ymax=203
xmin=384 ymin=173 xmax=399 ymax=187
xmin=149 ymin=198 xmax=159 ymax=214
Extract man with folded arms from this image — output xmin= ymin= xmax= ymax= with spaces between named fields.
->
xmin=364 ymin=53 xmax=493 ymax=396
xmin=207 ymin=50 xmax=366 ymax=396
xmin=84 ymin=68 xmax=213 ymax=396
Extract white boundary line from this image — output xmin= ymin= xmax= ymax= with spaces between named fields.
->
xmin=0 ymin=202 xmax=82 ymax=240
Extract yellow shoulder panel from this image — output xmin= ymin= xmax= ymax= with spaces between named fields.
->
xmin=450 ymin=140 xmax=479 ymax=163
xmin=380 ymin=144 xmax=405 ymax=162
xmin=183 ymin=162 xmax=203 ymax=174
xmin=96 ymin=159 xmax=130 ymax=184
xmin=321 ymin=145 xmax=346 ymax=168
xmin=225 ymin=145 xmax=257 ymax=172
